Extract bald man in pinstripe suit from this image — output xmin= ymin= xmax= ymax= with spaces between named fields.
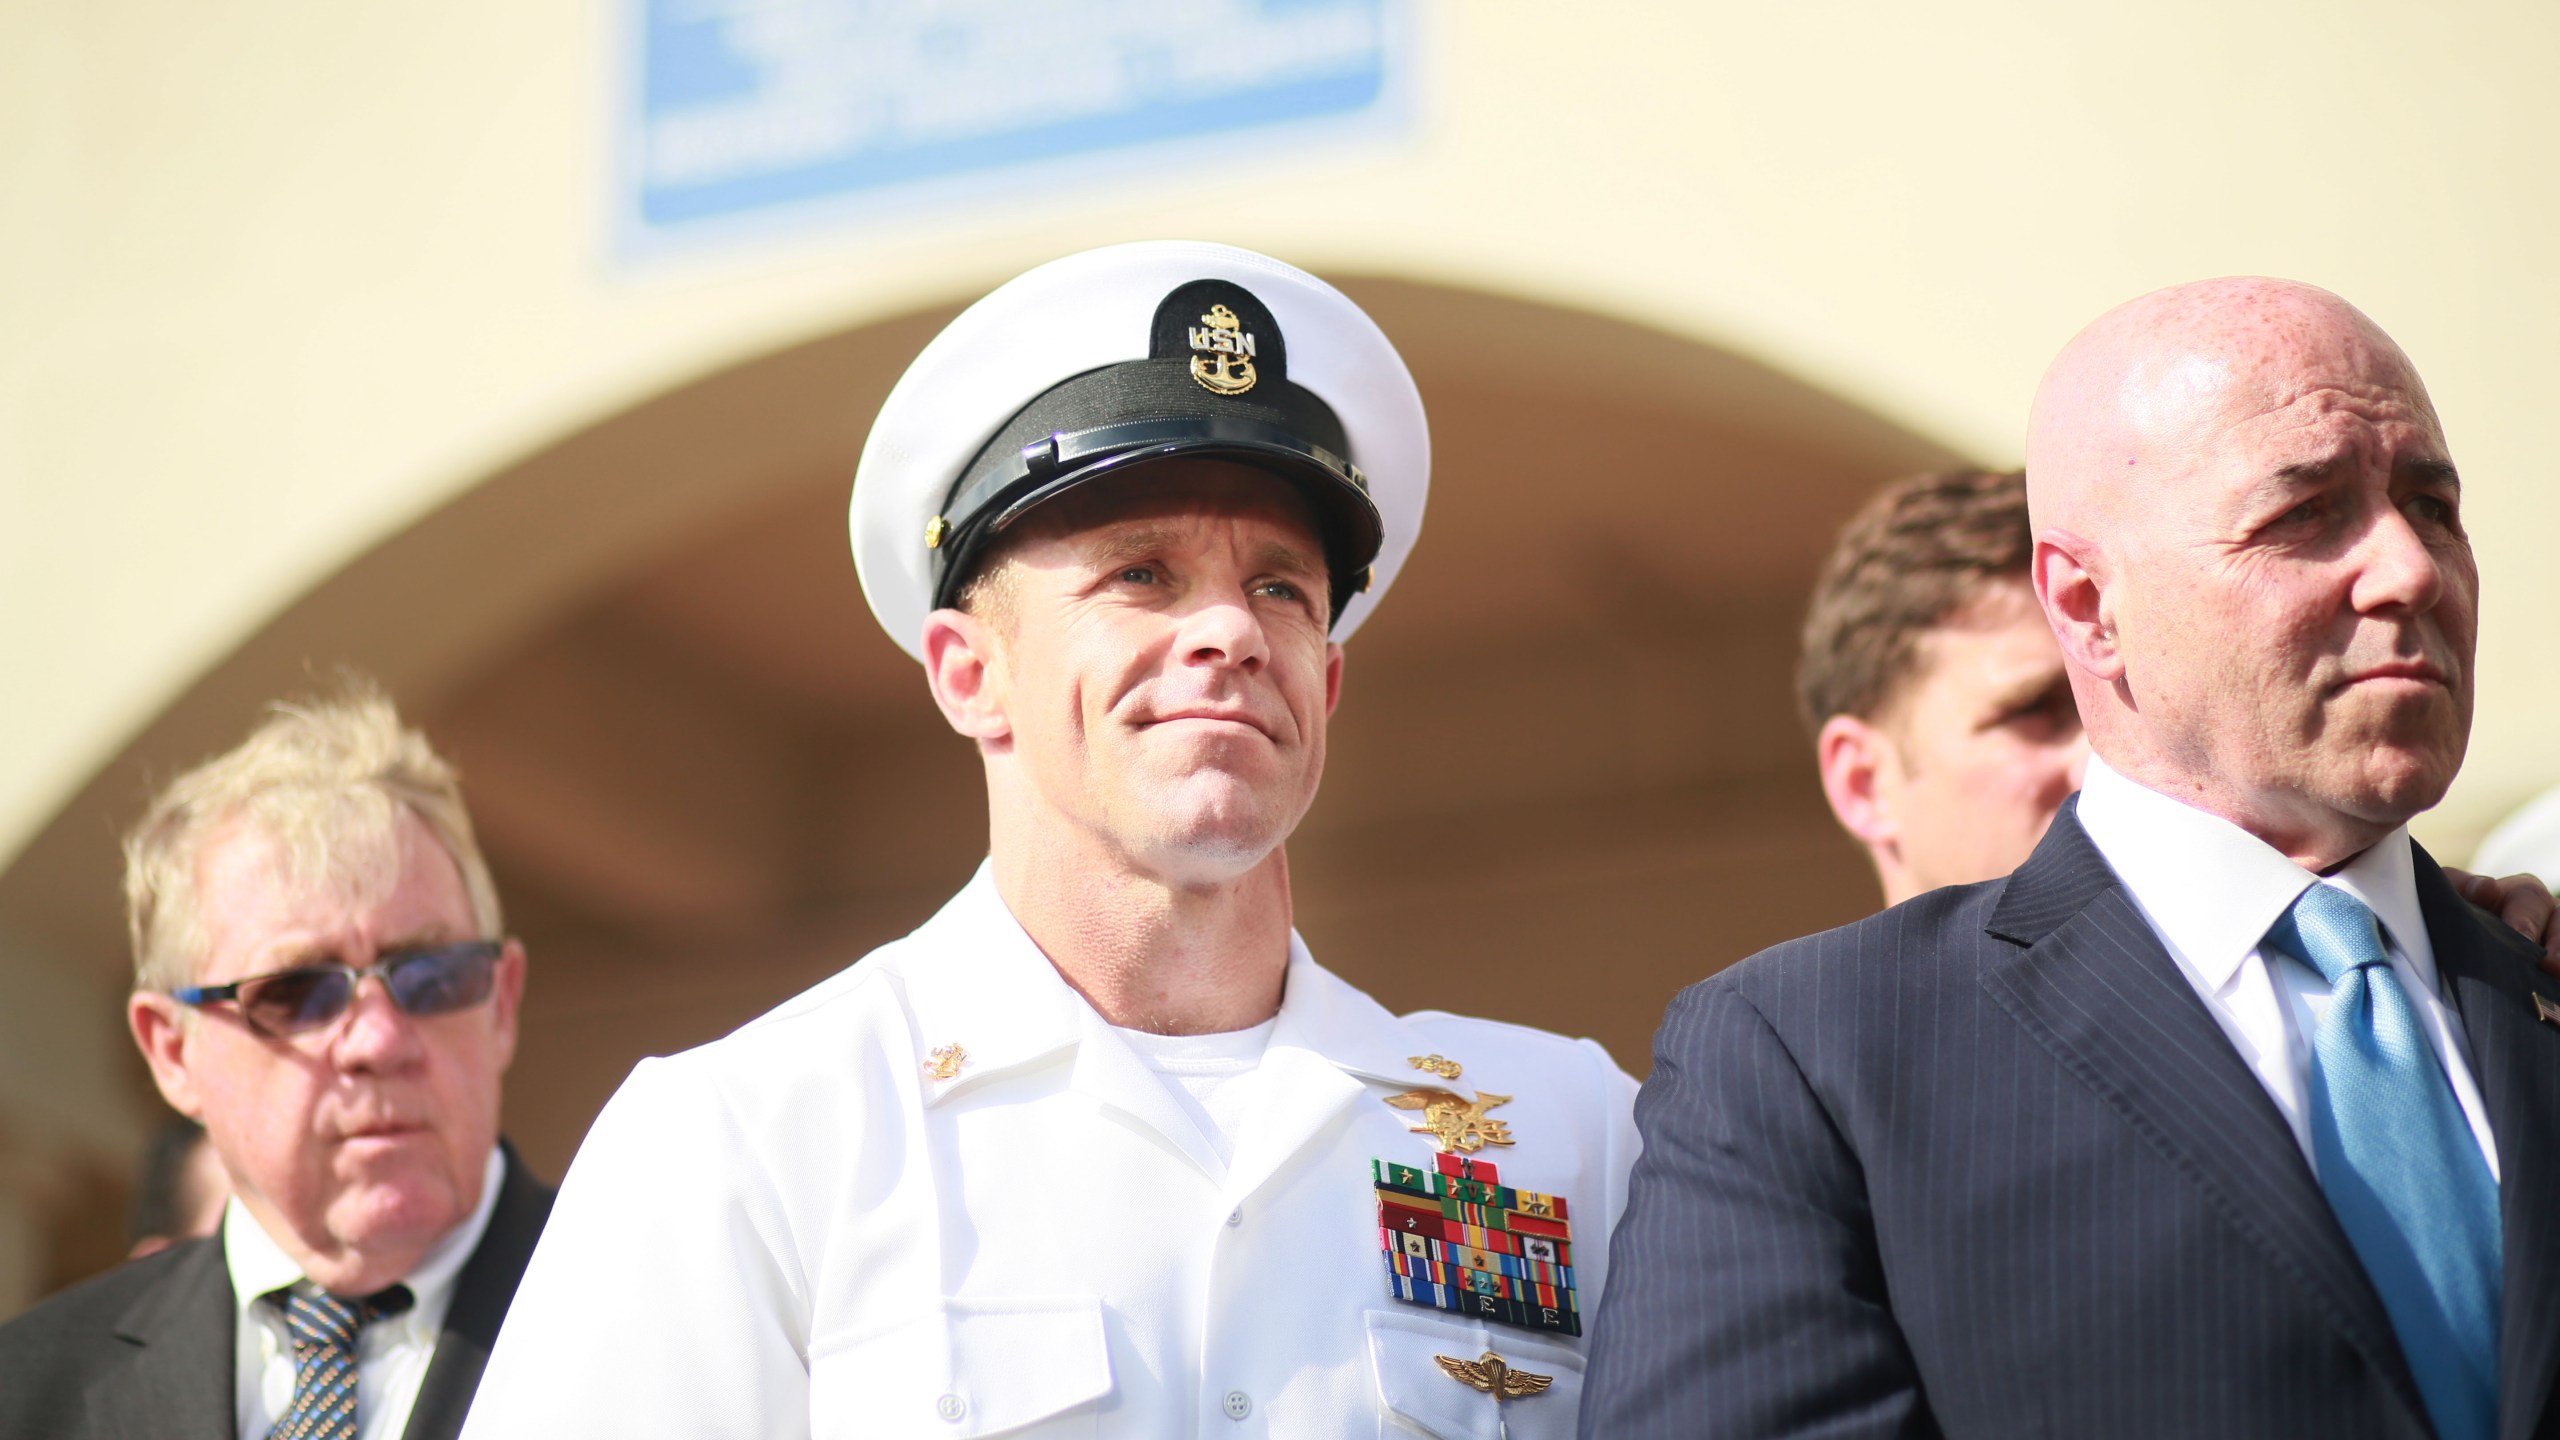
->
xmin=1583 ymin=280 xmax=2560 ymax=1439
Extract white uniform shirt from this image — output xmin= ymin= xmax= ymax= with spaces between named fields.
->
xmin=1112 ymin=1019 xmax=1278 ymax=1169
xmin=2075 ymin=755 xmax=2499 ymax=1179
xmin=228 ymin=1146 xmax=506 ymax=1440
xmin=461 ymin=865 xmax=1639 ymax=1439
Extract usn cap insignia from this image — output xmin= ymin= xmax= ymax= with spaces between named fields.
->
xmin=1187 ymin=302 xmax=1258 ymax=394
xmin=1150 ymin=279 xmax=1285 ymax=399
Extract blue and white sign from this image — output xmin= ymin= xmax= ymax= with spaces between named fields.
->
xmin=619 ymin=0 xmax=1412 ymax=251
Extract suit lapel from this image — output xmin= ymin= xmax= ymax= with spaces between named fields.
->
xmin=1976 ymin=804 xmax=2428 ymax=1428
xmin=401 ymin=1145 xmax=556 ymax=1440
xmin=2413 ymin=848 xmax=2560 ymax=1440
xmin=92 ymin=1233 xmax=237 ymax=1440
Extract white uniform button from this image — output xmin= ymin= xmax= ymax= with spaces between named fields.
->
xmin=936 ymin=1393 xmax=967 ymax=1422
xmin=1225 ymin=1207 xmax=1243 ymax=1227
xmin=1223 ymin=1389 xmax=1253 ymax=1420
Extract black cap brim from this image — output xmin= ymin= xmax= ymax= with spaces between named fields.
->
xmin=928 ymin=365 xmax=1384 ymax=623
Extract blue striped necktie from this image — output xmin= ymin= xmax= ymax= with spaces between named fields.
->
xmin=2263 ymin=883 xmax=2501 ymax=1440
xmin=263 ymin=1281 xmax=414 ymax=1440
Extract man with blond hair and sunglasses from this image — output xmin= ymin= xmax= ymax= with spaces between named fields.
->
xmin=0 ymin=679 xmax=552 ymax=1440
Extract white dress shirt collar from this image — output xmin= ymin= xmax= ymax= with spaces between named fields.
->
xmin=225 ymin=1145 xmax=506 ymax=1440
xmin=224 ymin=1143 xmax=506 ymax=1320
xmin=2071 ymin=754 xmax=2498 ymax=1181
xmin=891 ymin=861 xmax=1483 ymax=1200
xmin=897 ymin=861 xmax=1456 ymax=1099
xmin=226 ymin=1139 xmax=506 ymax=1401
xmin=2075 ymin=753 xmax=2433 ymax=986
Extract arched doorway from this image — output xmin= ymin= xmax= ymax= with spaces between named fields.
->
xmin=0 ymin=278 xmax=1963 ymax=1300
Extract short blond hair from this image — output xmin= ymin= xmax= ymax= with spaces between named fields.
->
xmin=124 ymin=677 xmax=502 ymax=993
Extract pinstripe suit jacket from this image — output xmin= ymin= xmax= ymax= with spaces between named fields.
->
xmin=1581 ymin=803 xmax=2560 ymax=1439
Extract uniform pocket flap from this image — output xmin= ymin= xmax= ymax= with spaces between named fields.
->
xmin=811 ymin=1295 xmax=1112 ymax=1438
xmin=1365 ymin=1310 xmax=1583 ymax=1440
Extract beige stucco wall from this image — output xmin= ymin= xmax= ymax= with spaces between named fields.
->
xmin=9 ymin=2 xmax=2557 ymax=875
xmin=4 ymin=0 xmax=2558 ymax=1318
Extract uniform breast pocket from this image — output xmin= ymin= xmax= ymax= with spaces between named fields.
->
xmin=1365 ymin=1309 xmax=1584 ymax=1440
xmin=808 ymin=1295 xmax=1113 ymax=1439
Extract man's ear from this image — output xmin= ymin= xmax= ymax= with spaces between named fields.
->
xmin=922 ymin=607 xmax=1013 ymax=743
xmin=1322 ymin=642 xmax=1344 ymax=717
xmin=1816 ymin=713 xmax=1902 ymax=849
xmin=129 ymin=991 xmax=206 ymax=1120
xmin=2032 ymin=528 xmax=2123 ymax=682
xmin=487 ymin=938 xmax=527 ymax=1074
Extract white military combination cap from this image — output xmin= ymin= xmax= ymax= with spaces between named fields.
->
xmin=850 ymin=240 xmax=1429 ymax=661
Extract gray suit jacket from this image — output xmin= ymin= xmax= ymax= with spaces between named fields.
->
xmin=1582 ymin=804 xmax=2560 ymax=1439
xmin=0 ymin=1142 xmax=551 ymax=1440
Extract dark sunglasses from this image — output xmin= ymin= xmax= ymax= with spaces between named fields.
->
xmin=173 ymin=939 xmax=503 ymax=1038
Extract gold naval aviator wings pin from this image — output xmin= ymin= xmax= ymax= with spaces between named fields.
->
xmin=922 ymin=1044 xmax=967 ymax=1081
xmin=1383 ymin=1087 xmax=1515 ymax=1154
xmin=1434 ymin=1351 xmax=1553 ymax=1440
xmin=1436 ymin=1351 xmax=1553 ymax=1401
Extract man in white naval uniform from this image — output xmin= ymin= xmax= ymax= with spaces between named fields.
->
xmin=461 ymin=242 xmax=1640 ymax=1439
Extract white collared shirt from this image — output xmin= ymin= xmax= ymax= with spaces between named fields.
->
xmin=227 ymin=1145 xmax=505 ymax=1440
xmin=462 ymin=863 xmax=1640 ymax=1440
xmin=1111 ymin=1017 xmax=1278 ymax=1169
xmin=2075 ymin=755 xmax=2499 ymax=1180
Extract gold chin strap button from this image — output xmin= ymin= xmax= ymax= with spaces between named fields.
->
xmin=924 ymin=516 xmax=949 ymax=550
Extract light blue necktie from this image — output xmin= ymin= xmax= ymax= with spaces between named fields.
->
xmin=2263 ymin=883 xmax=2501 ymax=1440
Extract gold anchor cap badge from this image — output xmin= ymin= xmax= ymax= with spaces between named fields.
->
xmin=922 ymin=1043 xmax=967 ymax=1081
xmin=1409 ymin=1054 xmax=1463 ymax=1080
xmin=1187 ymin=303 xmax=1258 ymax=395
xmin=1435 ymin=1351 xmax=1553 ymax=1401
xmin=1383 ymin=1087 xmax=1515 ymax=1154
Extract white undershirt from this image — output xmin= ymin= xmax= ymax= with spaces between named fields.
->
xmin=226 ymin=1146 xmax=506 ymax=1440
xmin=2075 ymin=756 xmax=2499 ymax=1180
xmin=1110 ymin=1018 xmax=1278 ymax=1166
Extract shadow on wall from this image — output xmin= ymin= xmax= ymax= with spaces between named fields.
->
xmin=0 ymin=277 xmax=1964 ymax=1301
